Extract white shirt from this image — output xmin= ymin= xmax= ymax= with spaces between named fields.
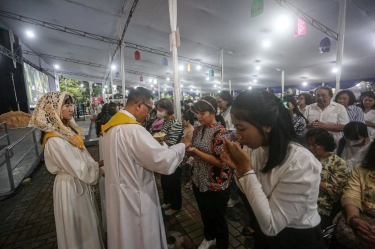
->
xmin=102 ymin=110 xmax=185 ymax=249
xmin=341 ymin=142 xmax=371 ymax=172
xmin=364 ymin=109 xmax=375 ymax=140
xmin=237 ymin=142 xmax=321 ymax=236
xmin=97 ymin=104 xmax=102 ymax=113
xmin=305 ymin=101 xmax=349 ymax=144
xmin=298 ymin=106 xmax=307 ymax=119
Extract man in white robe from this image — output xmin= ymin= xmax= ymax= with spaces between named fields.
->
xmin=102 ymin=87 xmax=190 ymax=249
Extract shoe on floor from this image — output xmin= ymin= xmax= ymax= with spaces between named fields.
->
xmin=161 ymin=203 xmax=171 ymax=209
xmin=164 ymin=209 xmax=180 ymax=216
xmin=241 ymin=226 xmax=255 ymax=237
xmin=198 ymin=238 xmax=216 ymax=249
xmin=227 ymin=198 xmax=240 ymax=207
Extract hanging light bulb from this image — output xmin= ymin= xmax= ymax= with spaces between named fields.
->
xmin=187 ymin=63 xmax=191 ymax=72
xmin=197 ymin=65 xmax=202 ymax=70
xmin=206 ymin=77 xmax=209 ymax=81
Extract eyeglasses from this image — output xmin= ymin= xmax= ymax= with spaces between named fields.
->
xmin=141 ymin=102 xmax=153 ymax=113
xmin=316 ymin=94 xmax=330 ymax=98
xmin=297 ymin=97 xmax=305 ymax=100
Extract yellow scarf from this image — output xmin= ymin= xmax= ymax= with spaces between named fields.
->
xmin=42 ymin=132 xmax=84 ymax=149
xmin=101 ymin=112 xmax=140 ymax=134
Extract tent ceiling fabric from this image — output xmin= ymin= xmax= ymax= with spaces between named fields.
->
xmin=1 ymin=0 xmax=375 ymax=93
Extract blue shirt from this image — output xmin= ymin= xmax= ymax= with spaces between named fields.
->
xmin=346 ymin=105 xmax=365 ymax=123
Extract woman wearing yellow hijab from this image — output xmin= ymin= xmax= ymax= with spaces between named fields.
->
xmin=29 ymin=92 xmax=105 ymax=249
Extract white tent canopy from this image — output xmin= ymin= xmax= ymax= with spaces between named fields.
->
xmin=1 ymin=0 xmax=375 ymax=94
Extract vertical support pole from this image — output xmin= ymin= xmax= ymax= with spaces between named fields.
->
xmin=32 ymin=129 xmax=39 ymax=156
xmin=5 ymin=149 xmax=15 ymax=190
xmin=10 ymin=73 xmax=20 ymax=111
xmin=221 ymin=49 xmax=224 ymax=91
xmin=335 ymin=0 xmax=347 ymax=91
xmin=158 ymin=81 xmax=161 ymax=100
xmin=121 ymin=42 xmax=126 ymax=105
xmin=199 ymin=86 xmax=202 ymax=98
xmin=229 ymin=80 xmax=231 ymax=93
xmin=281 ymin=70 xmax=285 ymax=96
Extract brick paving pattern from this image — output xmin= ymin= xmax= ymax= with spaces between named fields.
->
xmin=0 ymin=145 xmax=254 ymax=249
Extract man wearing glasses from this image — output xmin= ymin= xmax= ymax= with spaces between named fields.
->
xmin=101 ymin=87 xmax=191 ymax=249
xmin=305 ymin=86 xmax=349 ymax=145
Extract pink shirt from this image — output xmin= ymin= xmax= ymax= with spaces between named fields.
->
xmin=151 ymin=118 xmax=164 ymax=133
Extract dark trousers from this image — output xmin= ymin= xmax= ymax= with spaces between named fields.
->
xmin=229 ymin=177 xmax=239 ymax=201
xmin=161 ymin=167 xmax=182 ymax=210
xmin=193 ymin=184 xmax=230 ymax=249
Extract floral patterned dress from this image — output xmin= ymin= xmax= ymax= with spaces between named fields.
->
xmin=191 ymin=123 xmax=232 ymax=192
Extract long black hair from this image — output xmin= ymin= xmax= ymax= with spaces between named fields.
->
xmin=231 ymin=90 xmax=298 ymax=173
xmin=361 ymin=141 xmax=375 ymax=170
xmin=283 ymin=95 xmax=307 ymax=122
xmin=360 ymin=91 xmax=375 ymax=111
xmin=343 ymin=121 xmax=369 ymax=140
xmin=193 ymin=96 xmax=226 ymax=128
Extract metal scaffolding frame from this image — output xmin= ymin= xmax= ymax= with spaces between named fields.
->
xmin=274 ymin=0 xmax=339 ymax=41
xmin=0 ymin=45 xmax=54 ymax=78
xmin=0 ymin=10 xmax=119 ymax=44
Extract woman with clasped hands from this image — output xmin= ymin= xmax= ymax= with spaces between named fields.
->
xmin=219 ymin=90 xmax=325 ymax=249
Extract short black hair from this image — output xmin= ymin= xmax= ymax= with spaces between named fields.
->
xmin=231 ymin=90 xmax=298 ymax=173
xmin=182 ymin=114 xmax=194 ymax=125
xmin=217 ymin=91 xmax=233 ymax=107
xmin=157 ymin=98 xmax=174 ymax=115
xmin=315 ymin=86 xmax=333 ymax=97
xmin=127 ymin=87 xmax=154 ymax=104
xmin=306 ymin=128 xmax=336 ymax=152
xmin=298 ymin=93 xmax=313 ymax=105
xmin=334 ymin=90 xmax=357 ymax=106
xmin=108 ymin=102 xmax=117 ymax=116
xmin=360 ymin=91 xmax=375 ymax=110
xmin=343 ymin=121 xmax=369 ymax=140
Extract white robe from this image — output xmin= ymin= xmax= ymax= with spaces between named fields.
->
xmin=98 ymin=137 xmax=107 ymax=233
xmin=44 ymin=137 xmax=104 ymax=249
xmin=102 ymin=110 xmax=185 ymax=249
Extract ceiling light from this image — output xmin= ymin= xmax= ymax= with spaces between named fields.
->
xmin=276 ymin=17 xmax=291 ymax=29
xmin=181 ymin=84 xmax=183 ymax=87
xmin=153 ymin=91 xmax=155 ymax=93
xmin=218 ymin=90 xmax=220 ymax=93
xmin=197 ymin=65 xmax=202 ymax=70
xmin=111 ymin=65 xmax=116 ymax=70
xmin=80 ymin=84 xmax=84 ymax=87
xmin=164 ymin=88 xmax=166 ymax=91
xmin=26 ymin=30 xmax=35 ymax=38
xmin=303 ymin=82 xmax=308 ymax=86
xmin=214 ymin=85 xmax=217 ymax=88
xmin=149 ymin=79 xmax=152 ymax=83
xmin=262 ymin=40 xmax=270 ymax=48
xmin=356 ymin=83 xmax=360 ymax=87
xmin=167 ymin=78 xmax=170 ymax=81
xmin=256 ymin=66 xmax=261 ymax=71
xmin=249 ymin=86 xmax=252 ymax=89
xmin=54 ymin=65 xmax=59 ymax=69
xmin=206 ymin=77 xmax=209 ymax=81
xmin=253 ymin=79 xmax=257 ymax=83
xmin=125 ymin=90 xmax=128 ymax=93
xmin=179 ymin=65 xmax=184 ymax=71
xmin=104 ymin=85 xmax=108 ymax=88
xmin=190 ymin=88 xmax=193 ymax=92
xmin=153 ymin=79 xmax=157 ymax=84
xmin=332 ymin=68 xmax=338 ymax=73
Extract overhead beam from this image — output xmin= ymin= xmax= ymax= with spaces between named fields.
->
xmin=274 ymin=0 xmax=339 ymax=41
xmin=0 ymin=10 xmax=119 ymax=44
xmin=0 ymin=44 xmax=55 ymax=78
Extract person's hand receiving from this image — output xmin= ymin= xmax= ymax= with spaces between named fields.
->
xmin=98 ymin=160 xmax=104 ymax=167
xmin=220 ymin=137 xmax=253 ymax=177
xmin=181 ymin=138 xmax=192 ymax=149
xmin=352 ymin=218 xmax=375 ymax=244
xmin=312 ymin=121 xmax=326 ymax=129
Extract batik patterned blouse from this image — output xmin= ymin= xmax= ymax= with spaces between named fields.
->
xmin=318 ymin=154 xmax=349 ymax=217
xmin=191 ymin=123 xmax=232 ymax=192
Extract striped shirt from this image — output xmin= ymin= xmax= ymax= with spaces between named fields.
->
xmin=346 ymin=105 xmax=365 ymax=123
xmin=161 ymin=118 xmax=183 ymax=146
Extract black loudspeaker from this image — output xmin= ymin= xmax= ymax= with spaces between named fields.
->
xmin=0 ymin=27 xmax=28 ymax=115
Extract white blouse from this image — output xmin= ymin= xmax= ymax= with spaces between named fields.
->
xmin=364 ymin=109 xmax=375 ymax=140
xmin=237 ymin=142 xmax=321 ymax=236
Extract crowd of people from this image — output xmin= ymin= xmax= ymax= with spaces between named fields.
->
xmin=27 ymin=86 xmax=375 ymax=249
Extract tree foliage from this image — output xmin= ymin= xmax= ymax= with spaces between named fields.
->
xmin=59 ymin=75 xmax=89 ymax=103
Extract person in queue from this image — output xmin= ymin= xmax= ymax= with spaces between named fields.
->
xmin=219 ymin=90 xmax=325 ymax=249
xmin=306 ymin=128 xmax=349 ymax=226
xmin=338 ymin=122 xmax=372 ymax=172
xmin=360 ymin=91 xmax=375 ymax=140
xmin=334 ymin=90 xmax=365 ymax=123
xmin=305 ymin=86 xmax=349 ymax=145
xmin=187 ymin=96 xmax=231 ymax=249
xmin=158 ymin=98 xmax=184 ymax=216
xmin=297 ymin=93 xmax=314 ymax=118
xmin=181 ymin=114 xmax=195 ymax=189
xmin=331 ymin=141 xmax=375 ymax=248
xmin=101 ymin=87 xmax=191 ymax=249
xmin=29 ymin=92 xmax=105 ymax=249
xmin=283 ymin=95 xmax=307 ymax=136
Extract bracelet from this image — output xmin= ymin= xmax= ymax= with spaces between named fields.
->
xmin=235 ymin=170 xmax=255 ymax=179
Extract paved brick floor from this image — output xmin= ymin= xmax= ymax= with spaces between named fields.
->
xmin=0 ymin=146 xmax=254 ymax=249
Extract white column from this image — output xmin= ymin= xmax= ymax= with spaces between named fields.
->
xmin=110 ymin=63 xmax=113 ymax=100
xmin=121 ymin=42 xmax=126 ymax=105
xmin=199 ymin=85 xmax=202 ymax=98
xmin=158 ymin=81 xmax=161 ymax=100
xmin=229 ymin=80 xmax=231 ymax=93
xmin=335 ymin=0 xmax=347 ymax=91
xmin=221 ymin=49 xmax=224 ymax=90
xmin=281 ymin=70 xmax=285 ymax=96
xmin=89 ymin=82 xmax=93 ymax=103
